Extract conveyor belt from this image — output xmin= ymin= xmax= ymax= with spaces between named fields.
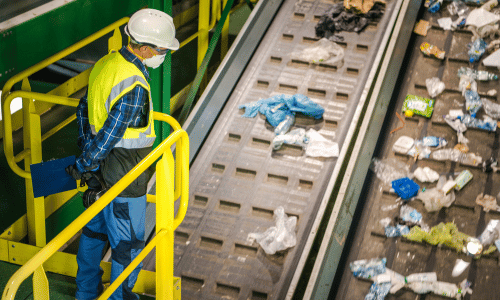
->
xmin=144 ymin=0 xmax=401 ymax=299
xmin=333 ymin=3 xmax=500 ymax=300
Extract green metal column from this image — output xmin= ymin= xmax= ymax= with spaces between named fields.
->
xmin=149 ymin=0 xmax=173 ymax=145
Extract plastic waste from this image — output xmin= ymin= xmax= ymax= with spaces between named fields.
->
xmin=402 ymin=94 xmax=435 ymax=118
xmin=413 ymin=166 xmax=440 ymax=183
xmin=350 ymin=258 xmax=387 ymax=279
xmin=495 ymin=239 xmax=500 ymax=252
xmin=477 ymin=219 xmax=500 ymax=245
xmin=408 ymin=281 xmax=463 ymax=298
xmin=451 ymin=16 xmax=467 ymax=30
xmin=476 ymin=193 xmax=500 ymax=212
xmin=487 ymin=89 xmax=497 ymax=96
xmin=305 ymin=128 xmax=339 ymax=157
xmin=437 ymin=17 xmax=452 ymax=30
xmin=426 ymin=0 xmax=443 ymax=12
xmin=483 ymin=49 xmax=500 ymax=68
xmin=291 ymin=38 xmax=344 ymax=64
xmin=385 ymin=224 xmax=410 ymax=237
xmin=481 ymin=0 xmax=499 ymax=10
xmin=460 ymin=114 xmax=497 ymax=131
xmin=422 ymin=136 xmax=447 ymax=148
xmin=272 ymin=128 xmax=308 ymax=150
xmin=464 ymin=90 xmax=482 ymax=117
xmin=239 ymin=94 xmax=325 ymax=128
xmin=365 ymin=282 xmax=391 ymax=300
xmin=247 ymin=206 xmax=297 ymax=255
xmin=274 ymin=114 xmax=295 ymax=135
xmin=482 ymin=98 xmax=500 ymax=119
xmin=315 ymin=2 xmax=385 ymax=38
xmin=406 ymin=273 xmax=437 ymax=283
xmin=379 ymin=217 xmax=391 ymax=228
xmin=441 ymin=179 xmax=457 ymax=194
xmin=457 ymin=67 xmax=498 ymax=81
xmin=452 ymin=259 xmax=470 ymax=277
xmin=454 ymin=170 xmax=473 ymax=190
xmin=420 ymin=42 xmax=445 ymax=59
xmin=392 ymin=177 xmax=420 ymax=200
xmin=400 ymin=205 xmax=422 ymax=223
xmin=415 ymin=176 xmax=456 ymax=211
xmin=425 ymin=77 xmax=446 ymax=98
xmin=458 ymin=75 xmax=477 ymax=95
xmin=370 ymin=157 xmax=412 ymax=186
xmin=392 ymin=136 xmax=414 ymax=154
xmin=468 ymin=38 xmax=487 ymax=63
xmin=407 ymin=141 xmax=432 ymax=159
xmin=466 ymin=7 xmax=500 ymax=29
xmin=431 ymin=148 xmax=482 ymax=166
xmin=447 ymin=1 xmax=470 ymax=16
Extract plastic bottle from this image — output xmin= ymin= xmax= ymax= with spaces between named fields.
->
xmin=477 ymin=220 xmax=500 ymax=245
xmin=406 ymin=272 xmax=437 ymax=283
xmin=274 ymin=114 xmax=295 ymax=135
xmin=468 ymin=39 xmax=488 ymax=63
xmin=458 ymin=67 xmax=498 ymax=81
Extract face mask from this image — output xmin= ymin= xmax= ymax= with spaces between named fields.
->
xmin=143 ymin=47 xmax=166 ymax=69
xmin=143 ymin=53 xmax=166 ymax=69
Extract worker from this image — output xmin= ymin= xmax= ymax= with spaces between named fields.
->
xmin=65 ymin=8 xmax=179 ymax=299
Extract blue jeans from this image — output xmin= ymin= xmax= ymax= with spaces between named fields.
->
xmin=75 ymin=195 xmax=146 ymax=300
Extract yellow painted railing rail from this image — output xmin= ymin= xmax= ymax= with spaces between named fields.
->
xmin=2 ymin=112 xmax=189 ymax=300
xmin=0 ymin=17 xmax=130 ymax=102
xmin=3 ymin=91 xmax=79 ymax=178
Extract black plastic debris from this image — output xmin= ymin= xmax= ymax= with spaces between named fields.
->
xmin=315 ymin=2 xmax=385 ymax=39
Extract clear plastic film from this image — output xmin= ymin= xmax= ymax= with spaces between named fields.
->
xmin=370 ymin=157 xmax=412 ymax=186
xmin=290 ymin=38 xmax=344 ymax=64
xmin=425 ymin=77 xmax=446 ymax=98
xmin=482 ymin=98 xmax=500 ymax=119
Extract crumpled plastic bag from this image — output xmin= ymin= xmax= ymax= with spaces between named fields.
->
xmin=466 ymin=7 xmax=500 ymax=29
xmin=305 ymin=128 xmax=339 ymax=157
xmin=247 ymin=207 xmax=297 ymax=255
xmin=482 ymin=98 xmax=500 ymax=119
xmin=415 ymin=175 xmax=456 ymax=212
xmin=425 ymin=77 xmax=446 ymax=98
xmin=370 ymin=157 xmax=412 ymax=186
xmin=272 ymin=128 xmax=309 ymax=150
xmin=290 ymin=38 xmax=344 ymax=64
xmin=414 ymin=167 xmax=440 ymax=182
xmin=239 ymin=94 xmax=325 ymax=128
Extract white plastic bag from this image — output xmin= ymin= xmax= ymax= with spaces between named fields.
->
xmin=413 ymin=166 xmax=440 ymax=183
xmin=416 ymin=175 xmax=456 ymax=212
xmin=290 ymin=38 xmax=344 ymax=64
xmin=247 ymin=207 xmax=297 ymax=255
xmin=425 ymin=77 xmax=446 ymax=98
xmin=305 ymin=128 xmax=339 ymax=157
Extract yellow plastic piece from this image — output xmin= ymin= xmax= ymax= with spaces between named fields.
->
xmin=404 ymin=110 xmax=414 ymax=117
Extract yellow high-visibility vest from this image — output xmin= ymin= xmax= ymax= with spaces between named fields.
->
xmin=88 ymin=51 xmax=155 ymax=149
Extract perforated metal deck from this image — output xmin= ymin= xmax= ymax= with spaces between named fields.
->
xmin=144 ymin=0 xmax=399 ymax=299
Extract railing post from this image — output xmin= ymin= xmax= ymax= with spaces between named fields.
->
xmin=33 ymin=266 xmax=49 ymax=300
xmin=156 ymin=153 xmax=175 ymax=299
xmin=221 ymin=0 xmax=230 ymax=60
xmin=21 ymin=79 xmax=46 ymax=247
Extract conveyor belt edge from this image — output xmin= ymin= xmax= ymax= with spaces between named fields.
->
xmin=299 ymin=0 xmax=423 ymax=299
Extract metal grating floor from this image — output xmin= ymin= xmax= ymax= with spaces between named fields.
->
xmin=145 ymin=0 xmax=399 ymax=299
xmin=334 ymin=4 xmax=500 ymax=300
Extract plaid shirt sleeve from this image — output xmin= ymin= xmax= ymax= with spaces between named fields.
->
xmin=75 ymin=85 xmax=147 ymax=172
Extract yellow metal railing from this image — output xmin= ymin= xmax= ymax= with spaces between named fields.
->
xmin=2 ymin=111 xmax=189 ymax=300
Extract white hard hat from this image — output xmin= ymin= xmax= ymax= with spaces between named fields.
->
xmin=124 ymin=9 xmax=179 ymax=50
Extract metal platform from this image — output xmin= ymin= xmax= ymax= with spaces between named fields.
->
xmin=142 ymin=0 xmax=404 ymax=299
xmin=333 ymin=4 xmax=500 ymax=300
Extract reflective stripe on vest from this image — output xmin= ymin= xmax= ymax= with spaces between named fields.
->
xmin=88 ymin=51 xmax=156 ymax=149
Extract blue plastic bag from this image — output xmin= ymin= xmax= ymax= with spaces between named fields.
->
xmin=239 ymin=94 xmax=325 ymax=130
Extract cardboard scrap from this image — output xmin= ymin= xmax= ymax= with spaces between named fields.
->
xmin=344 ymin=0 xmax=385 ymax=13
xmin=414 ymin=19 xmax=430 ymax=36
